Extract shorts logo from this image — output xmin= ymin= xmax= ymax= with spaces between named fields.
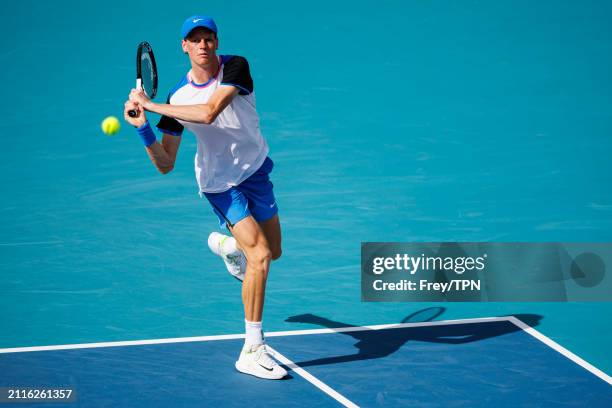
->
xmin=269 ymin=202 xmax=276 ymax=208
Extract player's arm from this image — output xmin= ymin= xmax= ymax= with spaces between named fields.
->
xmin=144 ymin=134 xmax=181 ymax=174
xmin=124 ymin=100 xmax=182 ymax=175
xmin=130 ymin=56 xmax=254 ymax=125
xmin=134 ymin=86 xmax=239 ymax=125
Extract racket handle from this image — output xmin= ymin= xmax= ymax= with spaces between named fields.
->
xmin=128 ymin=78 xmax=143 ymax=118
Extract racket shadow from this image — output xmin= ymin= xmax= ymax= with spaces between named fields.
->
xmin=284 ymin=309 xmax=543 ymax=369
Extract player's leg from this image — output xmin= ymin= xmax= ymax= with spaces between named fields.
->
xmin=229 ymin=215 xmax=287 ymax=379
xmin=205 ymin=157 xmax=279 ymax=280
xmin=229 ymin=216 xmax=270 ymax=322
xmin=204 ymin=158 xmax=286 ymax=378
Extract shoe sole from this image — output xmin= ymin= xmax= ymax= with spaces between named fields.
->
xmin=235 ymin=360 xmax=286 ymax=380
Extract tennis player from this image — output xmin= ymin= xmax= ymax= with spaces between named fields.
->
xmin=123 ymin=15 xmax=286 ymax=380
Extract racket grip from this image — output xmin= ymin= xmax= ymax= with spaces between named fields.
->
xmin=128 ymin=109 xmax=137 ymax=118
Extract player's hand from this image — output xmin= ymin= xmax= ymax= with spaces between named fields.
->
xmin=124 ymin=100 xmax=146 ymax=127
xmin=129 ymin=89 xmax=152 ymax=110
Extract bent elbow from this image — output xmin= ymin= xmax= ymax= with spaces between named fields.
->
xmin=200 ymin=113 xmax=214 ymax=125
xmin=198 ymin=107 xmax=216 ymax=125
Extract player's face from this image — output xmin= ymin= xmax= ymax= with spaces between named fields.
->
xmin=182 ymin=28 xmax=218 ymax=66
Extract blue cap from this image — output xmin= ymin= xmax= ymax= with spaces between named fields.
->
xmin=181 ymin=15 xmax=218 ymax=38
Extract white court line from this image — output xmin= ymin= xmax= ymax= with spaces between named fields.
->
xmin=0 ymin=315 xmax=609 ymax=387
xmin=0 ymin=333 xmax=246 ymax=354
xmin=267 ymin=345 xmax=358 ymax=408
xmin=0 ymin=316 xmax=506 ymax=354
xmin=505 ymin=316 xmax=612 ymax=386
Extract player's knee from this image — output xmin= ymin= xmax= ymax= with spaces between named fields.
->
xmin=271 ymin=247 xmax=282 ymax=261
xmin=246 ymin=245 xmax=272 ymax=273
xmin=258 ymin=248 xmax=272 ymax=266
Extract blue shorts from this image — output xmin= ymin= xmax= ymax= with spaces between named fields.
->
xmin=203 ymin=157 xmax=278 ymax=230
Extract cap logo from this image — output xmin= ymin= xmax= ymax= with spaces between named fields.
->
xmin=192 ymin=18 xmax=203 ymax=23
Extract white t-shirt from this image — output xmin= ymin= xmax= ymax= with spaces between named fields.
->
xmin=156 ymin=55 xmax=269 ymax=193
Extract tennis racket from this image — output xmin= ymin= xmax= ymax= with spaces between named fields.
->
xmin=128 ymin=41 xmax=158 ymax=117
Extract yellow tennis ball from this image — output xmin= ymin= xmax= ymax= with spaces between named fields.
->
xmin=101 ymin=116 xmax=121 ymax=135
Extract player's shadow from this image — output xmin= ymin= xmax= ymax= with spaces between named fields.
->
xmin=284 ymin=307 xmax=542 ymax=368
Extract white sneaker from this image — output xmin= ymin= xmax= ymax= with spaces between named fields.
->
xmin=235 ymin=344 xmax=288 ymax=380
xmin=207 ymin=232 xmax=246 ymax=281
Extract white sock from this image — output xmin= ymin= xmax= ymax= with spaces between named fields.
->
xmin=245 ymin=320 xmax=263 ymax=347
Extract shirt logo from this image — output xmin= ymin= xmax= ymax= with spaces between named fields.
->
xmin=269 ymin=202 xmax=276 ymax=208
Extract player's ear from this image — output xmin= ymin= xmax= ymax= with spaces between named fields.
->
xmin=181 ymin=39 xmax=188 ymax=54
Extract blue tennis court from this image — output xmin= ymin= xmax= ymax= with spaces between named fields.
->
xmin=1 ymin=0 xmax=611 ymax=406
xmin=1 ymin=316 xmax=610 ymax=407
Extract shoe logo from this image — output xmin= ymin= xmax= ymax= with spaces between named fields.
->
xmin=192 ymin=18 xmax=204 ymax=23
xmin=258 ymin=363 xmax=273 ymax=372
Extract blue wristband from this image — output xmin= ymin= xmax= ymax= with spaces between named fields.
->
xmin=136 ymin=121 xmax=156 ymax=147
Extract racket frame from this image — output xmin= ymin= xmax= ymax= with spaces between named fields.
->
xmin=128 ymin=41 xmax=158 ymax=118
